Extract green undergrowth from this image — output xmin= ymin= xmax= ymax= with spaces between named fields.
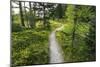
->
xmin=12 ymin=29 xmax=50 ymax=66
xmin=11 ymin=19 xmax=63 ymax=66
xmin=56 ymin=22 xmax=91 ymax=62
xmin=49 ymin=20 xmax=63 ymax=30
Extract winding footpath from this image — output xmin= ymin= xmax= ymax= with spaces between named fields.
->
xmin=49 ymin=25 xmax=64 ymax=63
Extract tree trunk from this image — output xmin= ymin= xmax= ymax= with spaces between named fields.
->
xmin=43 ymin=4 xmax=46 ymax=27
xmin=29 ymin=2 xmax=34 ymax=28
xmin=19 ymin=1 xmax=25 ymax=27
xmin=24 ymin=2 xmax=29 ymax=28
xmin=33 ymin=2 xmax=36 ymax=27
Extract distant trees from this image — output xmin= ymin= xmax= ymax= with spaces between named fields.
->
xmin=12 ymin=1 xmax=67 ymax=29
xmin=55 ymin=4 xmax=66 ymax=19
xmin=13 ymin=1 xmax=59 ymax=29
xmin=55 ymin=4 xmax=63 ymax=18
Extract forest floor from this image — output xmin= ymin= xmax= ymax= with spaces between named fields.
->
xmin=49 ymin=25 xmax=64 ymax=63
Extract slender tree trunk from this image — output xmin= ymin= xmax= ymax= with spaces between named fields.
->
xmin=29 ymin=2 xmax=34 ymax=28
xmin=33 ymin=3 xmax=36 ymax=27
xmin=19 ymin=1 xmax=25 ymax=26
xmin=24 ymin=2 xmax=29 ymax=28
xmin=43 ymin=4 xmax=46 ymax=27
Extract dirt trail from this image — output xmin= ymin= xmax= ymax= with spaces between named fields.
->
xmin=49 ymin=26 xmax=64 ymax=63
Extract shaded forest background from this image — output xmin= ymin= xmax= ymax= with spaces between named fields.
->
xmin=11 ymin=0 xmax=96 ymax=66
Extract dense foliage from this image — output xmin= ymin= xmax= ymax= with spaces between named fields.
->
xmin=12 ymin=29 xmax=50 ymax=66
xmin=56 ymin=5 xmax=96 ymax=62
xmin=11 ymin=1 xmax=96 ymax=66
